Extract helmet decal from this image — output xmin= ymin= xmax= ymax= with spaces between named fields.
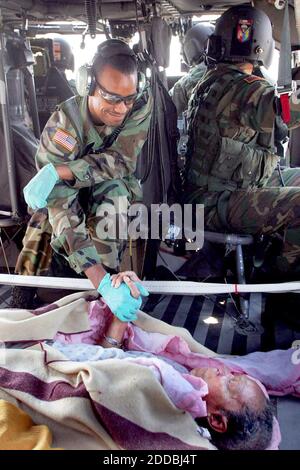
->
xmin=53 ymin=41 xmax=62 ymax=62
xmin=207 ymin=5 xmax=274 ymax=67
xmin=236 ymin=19 xmax=253 ymax=43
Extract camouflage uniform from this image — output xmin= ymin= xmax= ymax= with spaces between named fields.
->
xmin=186 ymin=63 xmax=300 ymax=274
xmin=169 ymin=63 xmax=207 ymax=114
xmin=16 ymin=92 xmax=153 ymax=275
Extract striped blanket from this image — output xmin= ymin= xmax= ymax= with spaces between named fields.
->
xmin=1 ymin=290 xmax=295 ymax=450
xmin=0 ymin=290 xmax=216 ymax=450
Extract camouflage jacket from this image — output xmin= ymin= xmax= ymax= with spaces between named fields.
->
xmin=169 ymin=63 xmax=207 ymax=115
xmin=35 ymin=92 xmax=153 ymax=273
xmin=210 ymin=64 xmax=300 ymax=133
xmin=187 ymin=63 xmax=300 ymax=197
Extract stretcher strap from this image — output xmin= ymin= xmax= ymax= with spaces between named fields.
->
xmin=1 ymin=274 xmax=300 ymax=295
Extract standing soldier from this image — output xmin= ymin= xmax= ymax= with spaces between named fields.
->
xmin=185 ymin=5 xmax=300 ymax=312
xmin=169 ymin=23 xmax=214 ymax=115
xmin=13 ymin=39 xmax=152 ymax=320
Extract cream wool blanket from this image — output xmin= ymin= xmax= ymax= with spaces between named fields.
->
xmin=0 ymin=290 xmax=216 ymax=450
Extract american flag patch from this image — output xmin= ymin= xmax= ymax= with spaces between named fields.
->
xmin=52 ymin=128 xmax=77 ymax=152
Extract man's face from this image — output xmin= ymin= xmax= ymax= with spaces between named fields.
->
xmin=90 ymin=64 xmax=138 ymax=127
xmin=191 ymin=367 xmax=266 ymax=413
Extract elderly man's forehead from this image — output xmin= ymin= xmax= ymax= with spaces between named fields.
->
xmin=246 ymin=375 xmax=269 ymax=399
xmin=238 ymin=375 xmax=269 ymax=410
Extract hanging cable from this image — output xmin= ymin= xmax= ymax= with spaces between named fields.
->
xmin=129 ymin=237 xmax=134 ymax=271
xmin=134 ymin=0 xmax=143 ymax=45
xmin=98 ymin=0 xmax=111 ymax=39
xmin=85 ymin=0 xmax=97 ymax=39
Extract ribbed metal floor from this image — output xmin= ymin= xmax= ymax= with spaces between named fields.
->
xmin=143 ymin=292 xmax=300 ymax=355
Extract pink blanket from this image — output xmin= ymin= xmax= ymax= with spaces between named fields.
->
xmin=55 ymin=299 xmax=295 ymax=450
xmin=55 ymin=299 xmax=300 ymax=398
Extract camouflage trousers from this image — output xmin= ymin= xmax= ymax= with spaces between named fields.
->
xmin=79 ymin=178 xmax=139 ymax=271
xmin=200 ymin=167 xmax=300 ymax=274
xmin=16 ymin=178 xmax=141 ymax=276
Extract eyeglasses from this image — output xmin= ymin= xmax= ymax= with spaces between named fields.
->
xmin=96 ymin=81 xmax=138 ymax=106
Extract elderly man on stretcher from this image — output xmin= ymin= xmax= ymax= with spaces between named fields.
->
xmin=45 ymin=271 xmax=285 ymax=451
xmin=3 ymin=271 xmax=298 ymax=450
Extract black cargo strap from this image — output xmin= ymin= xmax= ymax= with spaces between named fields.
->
xmin=61 ymin=97 xmax=85 ymax=148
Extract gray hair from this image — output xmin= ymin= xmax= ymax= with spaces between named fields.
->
xmin=209 ymin=400 xmax=274 ymax=450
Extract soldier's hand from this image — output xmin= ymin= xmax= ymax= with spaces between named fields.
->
xmin=23 ymin=163 xmax=59 ymax=210
xmin=111 ymin=271 xmax=148 ymax=299
xmin=97 ymin=273 xmax=148 ymax=322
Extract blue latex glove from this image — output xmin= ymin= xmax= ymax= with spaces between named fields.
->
xmin=97 ymin=273 xmax=149 ymax=322
xmin=23 ymin=163 xmax=59 ymax=210
xmin=135 ymin=282 xmax=149 ymax=297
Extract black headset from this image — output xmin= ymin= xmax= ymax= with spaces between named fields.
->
xmin=76 ymin=39 xmax=145 ymax=97
xmin=96 ymin=38 xmax=137 ymax=60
